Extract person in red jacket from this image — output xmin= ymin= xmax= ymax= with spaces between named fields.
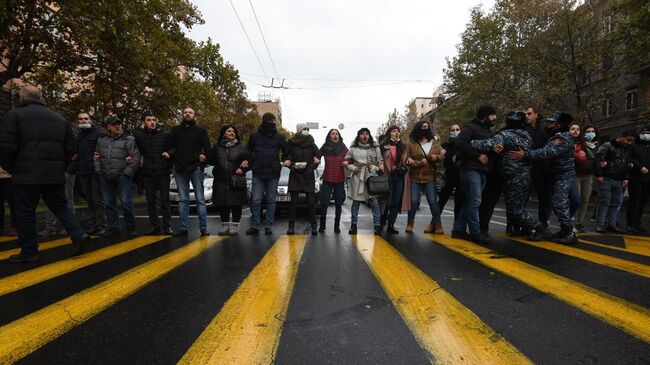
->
xmin=319 ymin=129 xmax=348 ymax=233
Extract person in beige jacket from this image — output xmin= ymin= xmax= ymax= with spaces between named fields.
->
xmin=405 ymin=121 xmax=446 ymax=234
xmin=0 ymin=166 xmax=17 ymax=236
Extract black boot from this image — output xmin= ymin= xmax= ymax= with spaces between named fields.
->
xmin=311 ymin=222 xmax=318 ymax=236
xmin=528 ymin=223 xmax=550 ymax=241
xmin=555 ymin=225 xmax=577 ymax=245
xmin=334 ymin=217 xmax=341 ymax=233
xmin=287 ymin=222 xmax=295 ymax=235
xmin=374 ymin=225 xmax=382 ymax=235
xmin=348 ymin=223 xmax=357 ymax=234
xmin=386 ymin=224 xmax=399 ymax=234
xmin=318 ymin=216 xmax=326 ymax=232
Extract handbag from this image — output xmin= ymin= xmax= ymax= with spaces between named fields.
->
xmin=231 ymin=174 xmax=247 ymax=189
xmin=367 ymin=174 xmax=390 ymax=195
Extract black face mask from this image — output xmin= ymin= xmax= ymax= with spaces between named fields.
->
xmin=483 ymin=118 xmax=494 ymax=129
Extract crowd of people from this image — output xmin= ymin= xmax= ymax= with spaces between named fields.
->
xmin=1 ymin=85 xmax=649 ymax=263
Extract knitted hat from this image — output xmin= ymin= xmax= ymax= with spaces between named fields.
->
xmin=261 ymin=112 xmax=276 ymax=124
xmin=386 ymin=125 xmax=401 ymax=135
xmin=296 ymin=123 xmax=309 ymax=133
xmin=476 ymin=106 xmax=497 ymax=120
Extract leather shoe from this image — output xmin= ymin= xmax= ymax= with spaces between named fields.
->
xmin=9 ymin=252 xmax=39 ymax=263
xmin=163 ymin=227 xmax=176 ymax=235
xmin=200 ymin=230 xmax=210 ymax=237
xmin=71 ymin=234 xmax=90 ymax=256
xmin=144 ymin=227 xmax=161 ymax=235
xmin=264 ymin=227 xmax=273 ymax=235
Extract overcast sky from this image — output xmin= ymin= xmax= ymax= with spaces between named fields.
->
xmin=188 ymin=0 xmax=495 ymax=144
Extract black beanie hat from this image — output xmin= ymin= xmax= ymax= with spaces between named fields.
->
xmin=261 ymin=112 xmax=276 ymax=124
xmin=477 ymin=106 xmax=497 ymax=120
xmin=547 ymin=111 xmax=573 ymax=127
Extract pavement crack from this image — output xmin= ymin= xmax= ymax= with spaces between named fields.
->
xmin=269 ymin=311 xmax=285 ymax=365
xmin=59 ymin=303 xmax=83 ymax=324
xmin=392 ymin=287 xmax=442 ymax=303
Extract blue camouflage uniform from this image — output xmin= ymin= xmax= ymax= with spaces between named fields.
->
xmin=472 ymin=129 xmax=538 ymax=229
xmin=526 ymin=131 xmax=575 ymax=228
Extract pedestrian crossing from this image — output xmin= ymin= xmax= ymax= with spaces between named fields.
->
xmin=0 ymin=230 xmax=649 ymax=363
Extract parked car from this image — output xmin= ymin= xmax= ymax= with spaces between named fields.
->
xmin=246 ymin=166 xmax=322 ymax=214
xmin=169 ymin=166 xmax=214 ymax=209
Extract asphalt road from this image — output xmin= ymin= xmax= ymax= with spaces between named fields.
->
xmin=1 ymin=198 xmax=649 ymax=364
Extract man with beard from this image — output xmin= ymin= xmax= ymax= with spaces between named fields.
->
xmin=164 ymin=107 xmax=211 ymax=236
xmin=524 ymin=106 xmax=552 ymax=227
xmin=452 ymin=106 xmax=497 ymax=245
xmin=245 ymin=113 xmax=289 ymax=235
xmin=510 ymin=112 xmax=577 ymax=244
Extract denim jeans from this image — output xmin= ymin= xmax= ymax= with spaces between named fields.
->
xmin=321 ymin=181 xmax=345 ymax=222
xmin=14 ymin=183 xmax=85 ymax=255
xmin=596 ymin=177 xmax=624 ymax=228
xmin=100 ymin=174 xmax=136 ymax=231
xmin=250 ymin=175 xmax=279 ymax=228
xmin=454 ymin=170 xmax=486 ymax=235
xmin=408 ymin=181 xmax=441 ymax=224
xmin=351 ymin=198 xmax=380 ymax=227
xmin=568 ymin=181 xmax=581 ymax=218
xmin=174 ymin=168 xmax=207 ymax=231
xmin=45 ymin=172 xmax=76 ymax=229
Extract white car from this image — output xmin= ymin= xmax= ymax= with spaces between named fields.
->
xmin=169 ymin=166 xmax=214 ymax=208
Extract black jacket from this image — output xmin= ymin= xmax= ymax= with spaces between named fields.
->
xmin=248 ymin=125 xmax=288 ymax=179
xmin=0 ymin=101 xmax=74 ymax=185
xmin=168 ymin=122 xmax=211 ymax=173
xmin=456 ymin=118 xmax=493 ymax=173
xmin=135 ymin=128 xmax=173 ymax=176
xmin=287 ymin=140 xmax=320 ymax=193
xmin=629 ymin=139 xmax=650 ymax=182
xmin=441 ymin=138 xmax=459 ymax=187
xmin=75 ymin=127 xmax=106 ymax=175
xmin=595 ymin=139 xmax=630 ymax=180
xmin=209 ymin=141 xmax=250 ymax=206
xmin=524 ymin=120 xmax=548 ymax=174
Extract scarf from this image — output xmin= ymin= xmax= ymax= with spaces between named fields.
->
xmin=320 ymin=139 xmax=346 ymax=156
xmin=585 ymin=141 xmax=596 ymax=149
xmin=259 ymin=122 xmax=277 ymax=136
xmin=220 ymin=138 xmax=238 ymax=148
xmin=289 ymin=133 xmax=315 ymax=148
xmin=356 ymin=142 xmax=372 ymax=150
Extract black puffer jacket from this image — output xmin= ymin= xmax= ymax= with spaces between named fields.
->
xmin=248 ymin=125 xmax=288 ymax=179
xmin=75 ymin=127 xmax=106 ymax=175
xmin=0 ymin=101 xmax=74 ymax=185
xmin=456 ymin=118 xmax=494 ymax=173
xmin=168 ymin=122 xmax=211 ymax=173
xmin=628 ymin=139 xmax=650 ymax=182
xmin=135 ymin=128 xmax=172 ymax=176
xmin=210 ymin=141 xmax=249 ymax=206
xmin=442 ymin=138 xmax=459 ymax=187
xmin=287 ymin=138 xmax=320 ymax=193
xmin=595 ymin=139 xmax=629 ymax=180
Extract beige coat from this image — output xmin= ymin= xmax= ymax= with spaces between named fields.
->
xmin=345 ymin=143 xmax=384 ymax=202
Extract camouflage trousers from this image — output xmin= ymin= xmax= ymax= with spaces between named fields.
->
xmin=504 ymin=172 xmax=537 ymax=230
xmin=550 ymin=174 xmax=574 ymax=227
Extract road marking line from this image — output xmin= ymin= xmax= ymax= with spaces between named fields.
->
xmin=352 ymin=234 xmax=532 ymax=364
xmin=0 ymin=238 xmax=73 ymax=261
xmin=577 ymin=233 xmax=650 ymax=243
xmin=501 ymin=234 xmax=650 ymax=279
xmin=0 ymin=235 xmax=225 ymax=364
xmin=0 ymin=235 xmax=170 ymax=296
xmin=179 ymin=235 xmax=308 ymax=365
xmin=427 ymin=234 xmax=650 ymax=344
xmin=0 ymin=237 xmax=15 ymax=244
xmin=575 ymin=237 xmax=650 ymax=258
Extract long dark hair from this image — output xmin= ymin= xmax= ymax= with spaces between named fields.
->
xmin=352 ymin=127 xmax=374 ymax=147
xmin=218 ymin=124 xmax=241 ymax=143
xmin=568 ymin=122 xmax=582 ymax=143
xmin=409 ymin=121 xmax=434 ymax=142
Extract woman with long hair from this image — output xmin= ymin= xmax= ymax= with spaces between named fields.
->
xmin=405 ymin=120 xmax=445 ymax=234
xmin=344 ymin=128 xmax=384 ymax=235
xmin=379 ymin=125 xmax=411 ymax=234
xmin=319 ymin=129 xmax=348 ymax=233
xmin=209 ymin=125 xmax=249 ymax=235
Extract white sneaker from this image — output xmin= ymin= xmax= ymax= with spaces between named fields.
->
xmin=218 ymin=221 xmax=230 ymax=236
xmin=229 ymin=222 xmax=239 ymax=235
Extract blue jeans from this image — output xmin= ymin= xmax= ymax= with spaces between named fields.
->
xmin=14 ymin=183 xmax=85 ymax=255
xmin=45 ymin=172 xmax=76 ymax=229
xmin=250 ymin=175 xmax=279 ymax=228
xmin=454 ymin=170 xmax=486 ymax=235
xmin=568 ymin=181 xmax=580 ymax=218
xmin=351 ymin=198 xmax=381 ymax=227
xmin=408 ymin=181 xmax=441 ymax=224
xmin=321 ymin=181 xmax=345 ymax=221
xmin=596 ymin=177 xmax=624 ymax=228
xmin=174 ymin=168 xmax=208 ymax=231
xmin=384 ymin=177 xmax=405 ymax=226
xmin=100 ymin=175 xmax=136 ymax=231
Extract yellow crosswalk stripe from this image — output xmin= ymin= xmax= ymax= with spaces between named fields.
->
xmin=352 ymin=234 xmax=532 ymax=364
xmin=501 ymin=234 xmax=650 ymax=278
xmin=0 ymin=235 xmax=225 ymax=364
xmin=427 ymin=234 xmax=650 ymax=344
xmin=0 ymin=238 xmax=73 ymax=261
xmin=179 ymin=235 xmax=308 ymax=365
xmin=576 ymin=236 xmax=650 ymax=258
xmin=0 ymin=235 xmax=170 ymax=296
xmin=0 ymin=237 xmax=15 ymax=244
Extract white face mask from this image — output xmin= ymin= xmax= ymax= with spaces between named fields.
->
xmin=301 ymin=129 xmax=310 ymax=136
xmin=450 ymin=131 xmax=460 ymax=138
xmin=640 ymin=133 xmax=650 ymax=142
xmin=78 ymin=123 xmax=92 ymax=129
xmin=584 ymin=132 xmax=596 ymax=141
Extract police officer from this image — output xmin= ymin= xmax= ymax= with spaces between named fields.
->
xmin=510 ymin=112 xmax=576 ymax=244
xmin=472 ymin=111 xmax=550 ymax=240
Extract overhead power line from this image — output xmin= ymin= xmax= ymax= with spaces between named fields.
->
xmin=228 ymin=0 xmax=270 ymax=84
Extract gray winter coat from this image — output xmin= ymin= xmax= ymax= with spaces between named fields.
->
xmin=94 ymin=132 xmax=141 ymax=181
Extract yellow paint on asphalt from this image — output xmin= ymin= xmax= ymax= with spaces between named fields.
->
xmin=352 ymin=234 xmax=532 ymax=364
xmin=0 ymin=235 xmax=225 ymax=364
xmin=501 ymin=234 xmax=650 ymax=278
xmin=0 ymin=235 xmax=170 ymax=296
xmin=427 ymin=234 xmax=650 ymax=344
xmin=0 ymin=237 xmax=15 ymax=244
xmin=179 ymin=235 xmax=308 ymax=365
xmin=0 ymin=238 xmax=73 ymax=261
xmin=575 ymin=236 xmax=650 ymax=258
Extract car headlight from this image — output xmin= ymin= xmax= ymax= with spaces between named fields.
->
xmin=278 ymin=187 xmax=287 ymax=195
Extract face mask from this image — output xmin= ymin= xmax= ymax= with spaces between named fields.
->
xmin=584 ymin=132 xmax=596 ymax=141
xmin=78 ymin=123 xmax=92 ymax=129
xmin=641 ymin=134 xmax=650 ymax=142
xmin=485 ymin=119 xmax=494 ymax=128
xmin=450 ymin=131 xmax=460 ymax=138
xmin=301 ymin=130 xmax=310 ymax=136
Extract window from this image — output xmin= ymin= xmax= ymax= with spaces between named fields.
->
xmin=626 ymin=90 xmax=638 ymax=110
xmin=602 ymin=98 xmax=612 ymax=117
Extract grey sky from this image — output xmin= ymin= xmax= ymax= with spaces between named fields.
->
xmin=188 ymin=0 xmax=494 ymax=144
